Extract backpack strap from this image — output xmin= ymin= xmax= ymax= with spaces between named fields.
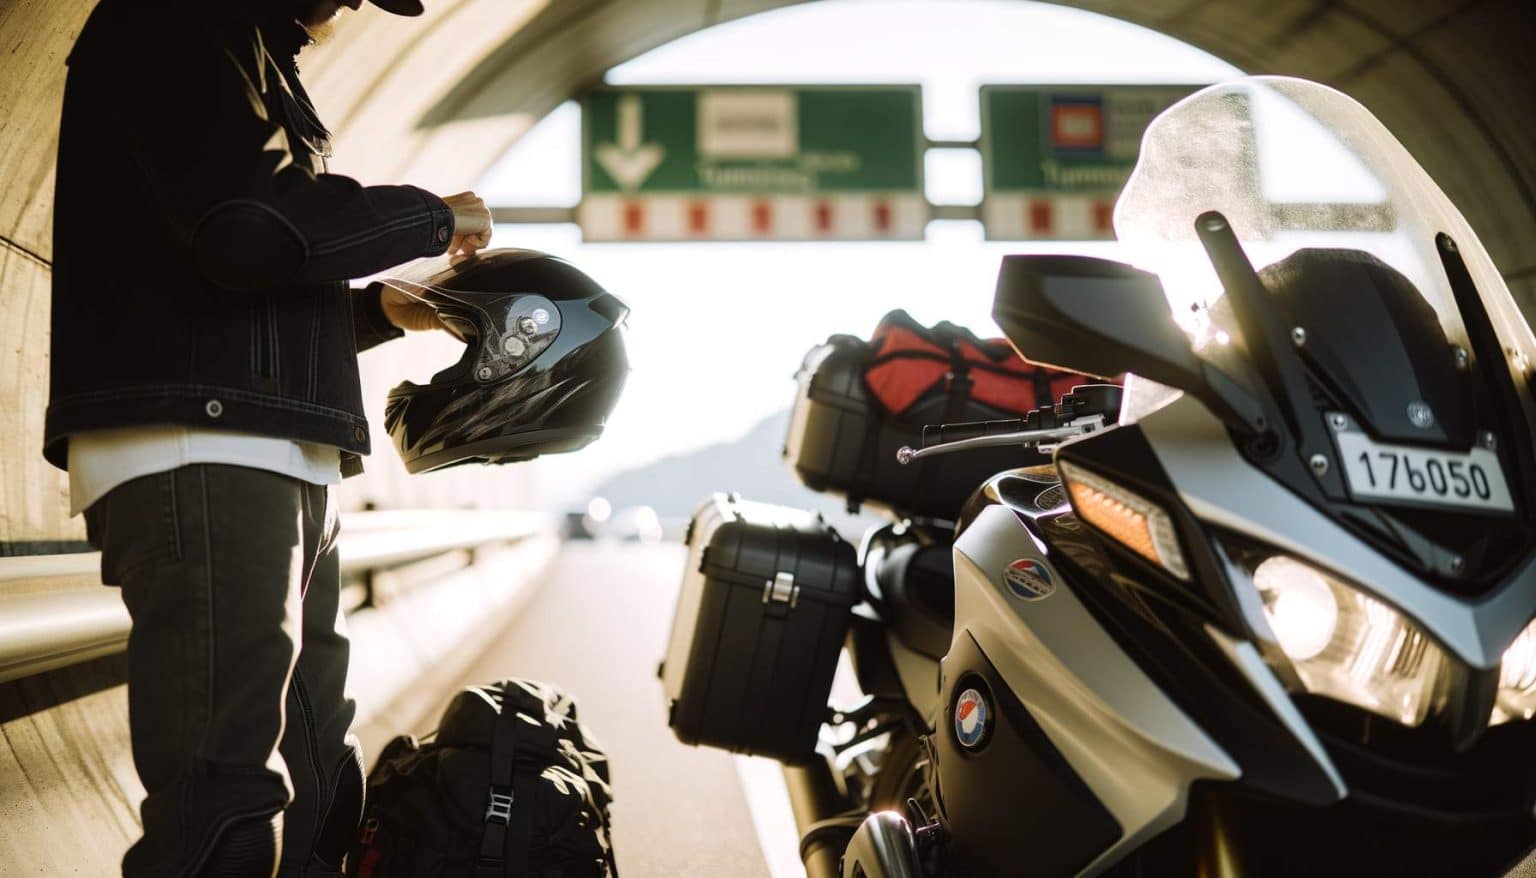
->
xmin=476 ymin=689 xmax=532 ymax=878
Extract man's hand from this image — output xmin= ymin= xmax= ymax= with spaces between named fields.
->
xmin=378 ymin=190 xmax=490 ymax=334
xmin=441 ymin=191 xmax=492 ymax=261
xmin=379 ymin=283 xmax=455 ymax=335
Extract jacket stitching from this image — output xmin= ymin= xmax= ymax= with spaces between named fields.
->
xmin=307 ymin=296 xmax=322 ymax=399
xmin=310 ymin=212 xmax=429 ymax=257
xmin=50 ymin=385 xmax=367 ymax=424
xmin=267 ymin=301 xmax=281 ymax=386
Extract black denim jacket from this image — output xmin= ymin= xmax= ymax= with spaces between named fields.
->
xmin=45 ymin=0 xmax=455 ymax=475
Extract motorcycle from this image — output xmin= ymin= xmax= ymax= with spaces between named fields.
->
xmin=775 ymin=75 xmax=1536 ymax=877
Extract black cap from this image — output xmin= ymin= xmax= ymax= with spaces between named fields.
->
xmin=368 ymin=0 xmax=424 ymax=16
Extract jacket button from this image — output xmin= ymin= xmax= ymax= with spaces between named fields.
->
xmin=353 ymin=426 xmax=366 ymax=443
xmin=436 ymin=226 xmax=450 ymax=244
xmin=205 ymin=399 xmax=224 ymax=418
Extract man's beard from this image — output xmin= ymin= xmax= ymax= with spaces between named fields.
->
xmin=293 ymin=0 xmax=342 ymax=44
xmin=304 ymin=16 xmax=340 ymax=45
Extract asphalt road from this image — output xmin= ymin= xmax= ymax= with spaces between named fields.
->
xmin=442 ymin=541 xmax=775 ymax=878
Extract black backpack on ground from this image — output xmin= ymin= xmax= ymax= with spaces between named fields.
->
xmin=348 ymin=678 xmax=617 ymax=878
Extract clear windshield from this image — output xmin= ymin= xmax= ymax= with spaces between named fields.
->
xmin=1114 ymin=76 xmax=1535 ymax=388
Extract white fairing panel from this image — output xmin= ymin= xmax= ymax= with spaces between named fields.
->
xmin=952 ymin=505 xmax=1240 ymax=876
xmin=1138 ymin=395 xmax=1536 ymax=670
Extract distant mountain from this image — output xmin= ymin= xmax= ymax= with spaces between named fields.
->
xmin=588 ymin=408 xmax=885 ymax=541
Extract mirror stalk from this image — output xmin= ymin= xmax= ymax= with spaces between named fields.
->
xmin=1195 ymin=212 xmax=1335 ymax=461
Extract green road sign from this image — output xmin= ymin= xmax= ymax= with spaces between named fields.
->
xmin=979 ymin=84 xmax=1198 ymax=240
xmin=579 ymin=85 xmax=926 ymax=241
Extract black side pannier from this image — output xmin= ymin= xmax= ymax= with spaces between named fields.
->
xmin=784 ymin=310 xmax=1093 ymax=521
xmin=348 ymin=678 xmax=617 ymax=878
xmin=661 ymin=493 xmax=861 ymax=762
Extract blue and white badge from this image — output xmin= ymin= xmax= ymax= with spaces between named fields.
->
xmin=954 ymin=687 xmax=990 ymax=750
xmin=1004 ymin=558 xmax=1056 ymax=601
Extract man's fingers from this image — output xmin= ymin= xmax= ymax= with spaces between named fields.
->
xmin=449 ymin=231 xmax=491 ymax=257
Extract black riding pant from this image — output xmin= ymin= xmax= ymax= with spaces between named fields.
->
xmin=86 ymin=465 xmax=364 ymax=877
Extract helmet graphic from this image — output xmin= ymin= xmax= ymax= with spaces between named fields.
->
xmin=380 ymin=250 xmax=629 ymax=473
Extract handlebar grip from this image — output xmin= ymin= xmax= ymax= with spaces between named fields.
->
xmin=920 ymin=419 xmax=1027 ymax=448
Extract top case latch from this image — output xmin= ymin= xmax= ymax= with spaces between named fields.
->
xmin=762 ymin=571 xmax=799 ymax=608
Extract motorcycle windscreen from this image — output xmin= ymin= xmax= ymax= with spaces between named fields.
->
xmin=1114 ymin=76 xmax=1536 ymax=516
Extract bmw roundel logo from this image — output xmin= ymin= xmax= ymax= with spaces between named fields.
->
xmin=1407 ymin=401 xmax=1435 ymax=429
xmin=1004 ymin=558 xmax=1056 ymax=601
xmin=954 ymin=687 xmax=991 ymax=750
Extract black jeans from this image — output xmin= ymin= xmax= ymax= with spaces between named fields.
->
xmin=86 ymin=465 xmax=364 ymax=878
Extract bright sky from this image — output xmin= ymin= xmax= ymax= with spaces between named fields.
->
xmin=475 ymin=0 xmax=1240 ymax=507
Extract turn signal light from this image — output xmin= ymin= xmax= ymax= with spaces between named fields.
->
xmin=1059 ymin=461 xmax=1189 ymax=581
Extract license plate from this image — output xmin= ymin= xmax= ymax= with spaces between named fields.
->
xmin=1334 ymin=431 xmax=1514 ymax=514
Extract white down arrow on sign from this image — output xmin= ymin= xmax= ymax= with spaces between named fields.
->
xmin=596 ymin=94 xmax=665 ymax=191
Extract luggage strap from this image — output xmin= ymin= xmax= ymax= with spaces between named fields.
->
xmin=909 ymin=344 xmax=973 ymax=510
xmin=476 ymin=690 xmax=531 ymax=878
xmin=1031 ymin=369 xmax=1054 ymax=411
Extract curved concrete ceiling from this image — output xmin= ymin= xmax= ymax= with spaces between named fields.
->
xmin=305 ymin=0 xmax=1536 ymax=308
xmin=1 ymin=0 xmax=1532 ymax=545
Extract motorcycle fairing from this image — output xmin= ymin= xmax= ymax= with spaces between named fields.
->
xmin=944 ymin=502 xmax=1239 ymax=875
xmin=1063 ymin=394 xmax=1536 ymax=869
xmin=1044 ymin=426 xmax=1351 ymax=805
xmin=933 ymin=628 xmax=1121 ymax=877
xmin=1137 ymin=393 xmax=1536 ymax=672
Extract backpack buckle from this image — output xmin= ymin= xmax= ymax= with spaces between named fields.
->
xmin=485 ymin=790 xmax=515 ymax=825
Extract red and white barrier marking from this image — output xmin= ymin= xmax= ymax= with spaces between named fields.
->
xmin=579 ymin=194 xmax=928 ymax=242
xmin=982 ymin=193 xmax=1118 ymax=241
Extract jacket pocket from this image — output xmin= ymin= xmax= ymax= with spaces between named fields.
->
xmin=306 ymin=291 xmax=327 ymax=400
xmin=252 ymin=299 xmax=279 ymax=392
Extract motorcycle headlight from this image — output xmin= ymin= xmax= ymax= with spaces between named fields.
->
xmin=1243 ymin=554 xmax=1448 ymax=727
xmin=1059 ymin=461 xmax=1189 ymax=581
xmin=1492 ymin=617 xmax=1536 ymax=726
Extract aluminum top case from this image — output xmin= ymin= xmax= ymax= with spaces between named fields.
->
xmin=661 ymin=493 xmax=861 ymax=762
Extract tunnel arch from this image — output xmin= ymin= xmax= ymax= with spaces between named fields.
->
xmin=351 ymin=0 xmax=1536 ymax=301
xmin=1 ymin=0 xmax=1532 ymax=546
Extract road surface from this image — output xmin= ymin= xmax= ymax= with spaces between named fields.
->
xmin=438 ymin=541 xmax=776 ymax=878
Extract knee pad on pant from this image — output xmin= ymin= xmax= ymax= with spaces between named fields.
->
xmin=312 ymin=735 xmax=366 ymax=870
xmin=197 ymin=813 xmax=282 ymax=878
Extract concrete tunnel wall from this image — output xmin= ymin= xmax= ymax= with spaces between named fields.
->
xmin=0 ymin=0 xmax=1533 ymax=871
xmin=1 ymin=0 xmax=1533 ymax=552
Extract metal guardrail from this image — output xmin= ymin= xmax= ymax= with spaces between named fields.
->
xmin=0 ymin=510 xmax=547 ymax=684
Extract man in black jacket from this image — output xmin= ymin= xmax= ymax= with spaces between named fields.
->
xmin=47 ymin=0 xmax=490 ymax=874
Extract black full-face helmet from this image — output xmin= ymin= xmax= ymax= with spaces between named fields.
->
xmin=382 ymin=249 xmax=629 ymax=474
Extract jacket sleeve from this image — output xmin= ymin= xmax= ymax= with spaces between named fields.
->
xmin=98 ymin=26 xmax=455 ymax=292
xmin=351 ymin=283 xmax=406 ymax=353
